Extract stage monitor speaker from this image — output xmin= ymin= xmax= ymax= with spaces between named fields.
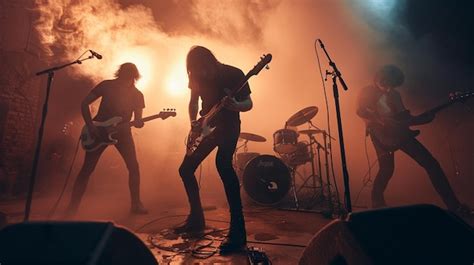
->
xmin=0 ymin=221 xmax=158 ymax=265
xmin=299 ymin=204 xmax=474 ymax=265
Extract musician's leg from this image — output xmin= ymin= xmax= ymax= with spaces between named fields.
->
xmin=215 ymin=131 xmax=242 ymax=218
xmin=175 ymin=135 xmax=218 ymax=233
xmin=215 ymin=128 xmax=246 ymax=252
xmin=67 ymin=146 xmax=106 ymax=214
xmin=400 ymin=138 xmax=461 ymax=210
xmin=371 ymin=137 xmax=395 ymax=208
xmin=114 ymin=131 xmax=147 ymax=214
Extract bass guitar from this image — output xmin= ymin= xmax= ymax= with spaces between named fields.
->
xmin=185 ymin=54 xmax=272 ymax=156
xmin=81 ymin=109 xmax=176 ymax=152
xmin=370 ymin=91 xmax=473 ymax=151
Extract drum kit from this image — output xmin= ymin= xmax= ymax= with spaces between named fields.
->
xmin=234 ymin=106 xmax=340 ymax=215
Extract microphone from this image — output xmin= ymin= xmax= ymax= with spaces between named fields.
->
xmin=89 ymin=50 xmax=103 ymax=60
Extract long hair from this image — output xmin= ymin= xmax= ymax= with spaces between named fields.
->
xmin=114 ymin=62 xmax=141 ymax=82
xmin=374 ymin=64 xmax=405 ymax=88
xmin=186 ymin=46 xmax=219 ymax=76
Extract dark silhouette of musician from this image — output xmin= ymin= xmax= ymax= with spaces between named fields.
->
xmin=66 ymin=63 xmax=148 ymax=215
xmin=357 ymin=65 xmax=469 ymax=214
xmin=176 ymin=46 xmax=253 ymax=253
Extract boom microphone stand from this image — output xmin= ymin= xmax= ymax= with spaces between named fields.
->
xmin=24 ymin=52 xmax=98 ymax=221
xmin=316 ymin=39 xmax=353 ymax=213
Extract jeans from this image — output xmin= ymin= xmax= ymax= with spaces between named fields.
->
xmin=179 ymin=126 xmax=243 ymax=218
xmin=371 ymin=135 xmax=460 ymax=210
xmin=69 ymin=129 xmax=141 ymax=211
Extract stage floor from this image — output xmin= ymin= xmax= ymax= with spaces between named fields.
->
xmin=1 ymin=194 xmax=334 ymax=264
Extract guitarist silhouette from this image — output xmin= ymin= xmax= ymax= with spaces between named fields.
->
xmin=175 ymin=46 xmax=258 ymax=254
xmin=357 ymin=64 xmax=470 ymax=215
xmin=66 ymin=63 xmax=148 ymax=216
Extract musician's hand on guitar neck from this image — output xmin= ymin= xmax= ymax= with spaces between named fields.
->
xmin=414 ymin=112 xmax=435 ymax=125
xmin=133 ymin=119 xmax=144 ymax=128
xmin=223 ymin=96 xmax=242 ymax=112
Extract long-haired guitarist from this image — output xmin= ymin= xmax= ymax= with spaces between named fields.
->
xmin=175 ymin=46 xmax=252 ymax=254
xmin=66 ymin=63 xmax=148 ymax=215
xmin=357 ymin=64 xmax=469 ymax=215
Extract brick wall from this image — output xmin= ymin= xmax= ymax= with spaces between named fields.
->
xmin=0 ymin=0 xmax=44 ymax=196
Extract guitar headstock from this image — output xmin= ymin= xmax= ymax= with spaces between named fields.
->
xmin=248 ymin=54 xmax=272 ymax=77
xmin=159 ymin=108 xmax=177 ymax=120
xmin=449 ymin=91 xmax=474 ymax=102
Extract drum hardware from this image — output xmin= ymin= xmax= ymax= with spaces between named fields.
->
xmin=281 ymin=132 xmax=326 ymax=212
xmin=306 ymin=121 xmax=341 ymax=215
xmin=274 ymin=106 xmax=341 ymax=216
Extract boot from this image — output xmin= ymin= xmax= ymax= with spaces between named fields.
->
xmin=219 ymin=215 xmax=247 ymax=254
xmin=131 ymin=201 xmax=149 ymax=215
xmin=173 ymin=211 xmax=205 ymax=236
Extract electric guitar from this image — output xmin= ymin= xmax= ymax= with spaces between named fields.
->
xmin=81 ymin=109 xmax=176 ymax=152
xmin=369 ymin=91 xmax=474 ymax=151
xmin=185 ymin=54 xmax=272 ymax=156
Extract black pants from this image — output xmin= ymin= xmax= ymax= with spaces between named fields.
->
xmin=371 ymin=136 xmax=460 ymax=210
xmin=69 ymin=130 xmax=141 ymax=210
xmin=179 ymin=126 xmax=243 ymax=218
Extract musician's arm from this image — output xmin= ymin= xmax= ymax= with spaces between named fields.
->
xmin=189 ymin=89 xmax=199 ymax=123
xmin=133 ymin=108 xmax=144 ymax=128
xmin=393 ymin=92 xmax=434 ymax=125
xmin=226 ymin=95 xmax=253 ymax=112
xmin=225 ymin=74 xmax=253 ymax=112
xmin=356 ymin=107 xmax=379 ymax=124
xmin=81 ymin=92 xmax=100 ymax=127
xmin=411 ymin=112 xmax=435 ymax=125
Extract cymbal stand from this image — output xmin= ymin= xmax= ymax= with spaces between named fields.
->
xmin=307 ymin=120 xmax=338 ymax=215
xmin=296 ymin=134 xmax=323 ymax=198
xmin=289 ymin=166 xmax=300 ymax=209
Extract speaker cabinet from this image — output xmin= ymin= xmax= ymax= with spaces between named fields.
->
xmin=0 ymin=221 xmax=158 ymax=265
xmin=299 ymin=204 xmax=474 ymax=265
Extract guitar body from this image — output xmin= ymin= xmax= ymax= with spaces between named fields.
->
xmin=80 ymin=116 xmax=123 ymax=152
xmin=185 ymin=117 xmax=216 ymax=156
xmin=369 ymin=123 xmax=420 ymax=152
xmin=80 ymin=110 xmax=176 ymax=152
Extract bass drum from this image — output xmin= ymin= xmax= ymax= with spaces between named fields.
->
xmin=242 ymin=155 xmax=291 ymax=205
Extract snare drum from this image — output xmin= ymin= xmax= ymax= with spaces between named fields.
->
xmin=243 ymin=155 xmax=291 ymax=205
xmin=273 ymin=129 xmax=298 ymax=154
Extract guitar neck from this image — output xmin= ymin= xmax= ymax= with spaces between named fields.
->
xmin=205 ymin=73 xmax=253 ymax=120
xmin=118 ymin=114 xmax=165 ymax=128
xmin=422 ymin=101 xmax=456 ymax=116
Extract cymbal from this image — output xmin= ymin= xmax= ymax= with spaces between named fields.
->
xmin=239 ymin=132 xmax=267 ymax=142
xmin=286 ymin=106 xmax=318 ymax=127
xmin=299 ymin=129 xmax=324 ymax=135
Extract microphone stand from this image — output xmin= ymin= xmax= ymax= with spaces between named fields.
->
xmin=316 ymin=39 xmax=353 ymax=213
xmin=24 ymin=55 xmax=94 ymax=221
